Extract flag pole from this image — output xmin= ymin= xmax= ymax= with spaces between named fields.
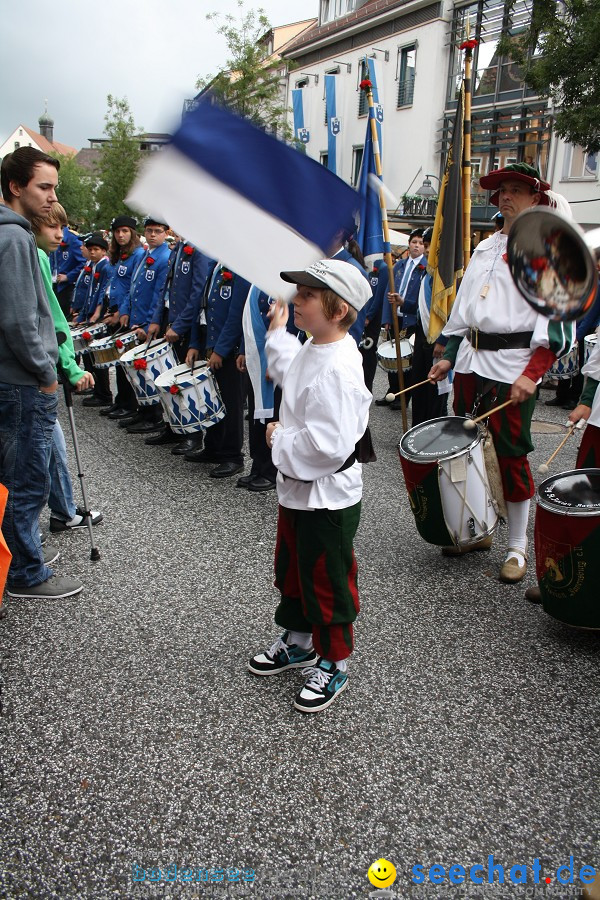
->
xmin=461 ymin=21 xmax=477 ymax=271
xmin=360 ymin=77 xmax=408 ymax=433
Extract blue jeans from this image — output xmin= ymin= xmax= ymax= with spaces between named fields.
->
xmin=0 ymin=382 xmax=58 ymax=588
xmin=48 ymin=421 xmax=77 ymax=522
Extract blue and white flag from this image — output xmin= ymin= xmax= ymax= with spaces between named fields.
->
xmin=242 ymin=286 xmax=274 ymax=421
xmin=356 ymin=114 xmax=388 ymax=259
xmin=325 ymin=74 xmax=346 ymax=177
xmin=292 ymin=88 xmax=310 ymax=150
xmin=127 ymin=101 xmax=359 ymax=299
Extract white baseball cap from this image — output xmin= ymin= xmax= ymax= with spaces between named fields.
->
xmin=280 ymin=259 xmax=372 ymax=311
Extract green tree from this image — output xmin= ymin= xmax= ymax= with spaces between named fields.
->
xmin=95 ymin=95 xmax=142 ymax=227
xmin=53 ymin=153 xmax=96 ymax=232
xmin=196 ymin=1 xmax=293 ymax=137
xmin=499 ymin=0 xmax=600 ymax=152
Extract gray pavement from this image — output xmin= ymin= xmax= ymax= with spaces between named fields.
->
xmin=1 ymin=371 xmax=598 ymax=900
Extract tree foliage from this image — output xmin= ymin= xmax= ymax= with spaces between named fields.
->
xmin=196 ymin=1 xmax=293 ymax=138
xmin=95 ymin=95 xmax=142 ymax=227
xmin=499 ymin=0 xmax=600 ymax=152
xmin=53 ymin=153 xmax=95 ymax=231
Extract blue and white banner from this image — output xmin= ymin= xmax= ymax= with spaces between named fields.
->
xmin=242 ymin=286 xmax=274 ymax=421
xmin=325 ymin=74 xmax=345 ymax=177
xmin=127 ymin=101 xmax=359 ymax=299
xmin=292 ymin=89 xmax=310 ymax=150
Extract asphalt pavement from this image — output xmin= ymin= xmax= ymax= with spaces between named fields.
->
xmin=1 ymin=371 xmax=598 ymax=899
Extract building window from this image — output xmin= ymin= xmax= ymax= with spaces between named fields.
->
xmin=320 ymin=152 xmax=329 ymax=168
xmin=14 ymin=141 xmax=20 ymax=149
xmin=397 ymin=45 xmax=416 ymax=107
xmin=562 ymin=145 xmax=598 ymax=180
xmin=352 ymin=146 xmax=364 ymax=186
xmin=321 ymin=0 xmax=355 ymax=24
xmin=295 ymin=79 xmax=308 ymax=89
xmin=357 ymin=59 xmax=369 ymax=117
xmin=19 ymin=128 xmax=23 ymax=136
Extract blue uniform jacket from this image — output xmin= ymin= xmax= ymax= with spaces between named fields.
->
xmin=122 ymin=242 xmax=170 ymax=328
xmin=189 ymin=262 xmax=249 ymax=358
xmin=363 ymin=258 xmax=385 ymax=321
xmin=50 ymin=227 xmax=85 ymax=294
xmin=78 ymin=256 xmax=113 ymax=322
xmin=375 ymin=255 xmax=427 ymax=328
xmin=150 ymin=241 xmax=210 ymax=336
xmin=71 ymin=265 xmax=93 ymax=315
xmin=108 ymin=246 xmax=145 ymax=315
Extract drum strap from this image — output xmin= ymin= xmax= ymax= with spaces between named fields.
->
xmin=468 ymin=328 xmax=533 ymax=351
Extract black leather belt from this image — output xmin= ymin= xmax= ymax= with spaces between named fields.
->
xmin=468 ymin=328 xmax=534 ymax=351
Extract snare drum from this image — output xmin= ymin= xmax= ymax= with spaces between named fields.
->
xmin=398 ymin=416 xmax=499 ymax=547
xmin=584 ymin=333 xmax=597 ymax=366
xmin=71 ymin=323 xmax=107 ymax=353
xmin=154 ymin=363 xmax=226 ymax=434
xmin=120 ymin=340 xmax=177 ymax=406
xmin=377 ymin=339 xmax=413 ymax=373
xmin=535 ymin=468 xmax=600 ymax=629
xmin=548 ymin=342 xmax=579 ymax=380
xmin=89 ymin=331 xmax=139 ymax=369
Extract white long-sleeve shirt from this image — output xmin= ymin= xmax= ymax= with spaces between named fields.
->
xmin=444 ymin=232 xmax=573 ymax=382
xmin=582 ymin=329 xmax=600 ymax=427
xmin=265 ymin=327 xmax=372 ymax=511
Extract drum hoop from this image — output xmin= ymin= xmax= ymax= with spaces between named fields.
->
xmin=536 ymin=467 xmax=600 ymax=516
xmin=398 ymin=416 xmax=481 ymax=463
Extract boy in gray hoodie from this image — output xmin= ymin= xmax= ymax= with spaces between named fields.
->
xmin=0 ymin=147 xmax=82 ymax=600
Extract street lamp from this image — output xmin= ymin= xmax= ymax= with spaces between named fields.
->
xmin=415 ymin=174 xmax=441 ymax=197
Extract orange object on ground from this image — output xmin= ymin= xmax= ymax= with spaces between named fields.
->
xmin=0 ymin=483 xmax=13 ymax=604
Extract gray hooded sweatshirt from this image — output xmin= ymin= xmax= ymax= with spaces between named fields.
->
xmin=0 ymin=204 xmax=58 ymax=387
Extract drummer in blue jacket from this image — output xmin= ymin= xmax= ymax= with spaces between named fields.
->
xmin=185 ymin=261 xmax=250 ymax=477
xmin=118 ymin=217 xmax=171 ymax=434
xmin=145 ymin=237 xmax=210 ymax=451
xmin=70 ymin=236 xmax=92 ymax=320
xmin=78 ymin=233 xmax=114 ymax=407
xmin=50 ymin=225 xmax=85 ymax=316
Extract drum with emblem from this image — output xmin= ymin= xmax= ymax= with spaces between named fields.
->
xmin=120 ymin=340 xmax=177 ymax=406
xmin=89 ymin=331 xmax=139 ymax=369
xmin=548 ymin=342 xmax=579 ymax=380
xmin=377 ymin=338 xmax=413 ymax=373
xmin=398 ymin=416 xmax=500 ymax=547
xmin=154 ymin=363 xmax=226 ymax=434
xmin=71 ymin=323 xmax=107 ymax=353
xmin=534 ymin=468 xmax=600 ymax=628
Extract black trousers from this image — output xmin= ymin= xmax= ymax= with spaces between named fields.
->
xmin=57 ymin=284 xmax=74 ymax=318
xmin=410 ymin=320 xmax=448 ymax=428
xmin=247 ymin=376 xmax=281 ymax=481
xmin=204 ymin=356 xmax=244 ymax=464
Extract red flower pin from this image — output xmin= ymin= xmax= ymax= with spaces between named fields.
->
xmin=60 ymin=241 xmax=67 ymax=247
xmin=146 ymin=256 xmax=155 ymax=266
xmin=359 ymin=79 xmax=372 ymax=91
xmin=183 ymin=245 xmax=194 ymax=256
xmin=82 ymin=331 xmax=92 ymax=341
xmin=94 ymin=272 xmax=100 ymax=280
xmin=169 ymin=383 xmax=181 ymax=395
xmin=121 ymin=253 xmax=128 ymax=260
xmin=133 ymin=358 xmax=147 ymax=371
xmin=221 ymin=270 xmax=233 ymax=281
xmin=115 ymin=339 xmax=124 ymax=349
xmin=84 ymin=266 xmax=92 ymax=274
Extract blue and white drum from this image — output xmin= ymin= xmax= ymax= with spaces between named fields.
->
xmin=548 ymin=342 xmax=579 ymax=380
xmin=71 ymin=323 xmax=107 ymax=353
xmin=120 ymin=340 xmax=177 ymax=406
xmin=89 ymin=331 xmax=138 ymax=369
xmin=154 ymin=363 xmax=226 ymax=434
xmin=584 ymin=333 xmax=597 ymax=366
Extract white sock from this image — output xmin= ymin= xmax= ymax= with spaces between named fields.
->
xmin=505 ymin=500 xmax=530 ymax=562
xmin=288 ymin=630 xmax=313 ymax=650
xmin=334 ymin=659 xmax=348 ymax=672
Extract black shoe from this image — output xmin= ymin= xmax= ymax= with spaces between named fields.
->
xmin=374 ymin=396 xmax=390 ymax=407
xmin=184 ymin=448 xmax=219 ymax=463
xmin=563 ymin=399 xmax=578 ymax=410
xmin=127 ymin=419 xmax=164 ymax=434
xmin=389 ymin=399 xmax=406 ymax=411
xmin=118 ymin=413 xmax=144 ymax=429
xmin=82 ymin=396 xmax=112 ymax=407
xmin=100 ymin=403 xmax=121 ymax=417
xmin=248 ymin=476 xmax=276 ymax=492
xmin=209 ymin=461 xmax=243 ymax=478
xmin=545 ymin=396 xmax=563 ymax=407
xmin=236 ymin=474 xmax=255 ymax=488
xmin=144 ymin=427 xmax=180 ymax=445
xmin=171 ymin=436 xmax=203 ymax=455
xmin=78 ymin=388 xmax=94 ymax=396
xmin=109 ymin=407 xmax=137 ymax=420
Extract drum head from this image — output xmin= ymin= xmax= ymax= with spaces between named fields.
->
xmin=399 ymin=416 xmax=479 ymax=462
xmin=537 ymin=468 xmax=600 ymax=516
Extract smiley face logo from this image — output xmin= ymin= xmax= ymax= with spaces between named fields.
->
xmin=368 ymin=858 xmax=397 ymax=889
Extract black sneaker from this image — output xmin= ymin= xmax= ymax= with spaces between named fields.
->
xmin=293 ymin=658 xmax=348 ymax=713
xmin=49 ymin=508 xmax=103 ymax=532
xmin=248 ymin=632 xmax=317 ymax=676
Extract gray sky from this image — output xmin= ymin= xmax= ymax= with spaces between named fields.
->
xmin=1 ymin=0 xmax=317 ymax=151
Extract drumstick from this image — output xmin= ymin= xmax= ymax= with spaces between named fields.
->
xmin=538 ymin=419 xmax=585 ymax=473
xmin=463 ymin=398 xmax=514 ymax=430
xmin=385 ymin=378 xmax=434 ymax=402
